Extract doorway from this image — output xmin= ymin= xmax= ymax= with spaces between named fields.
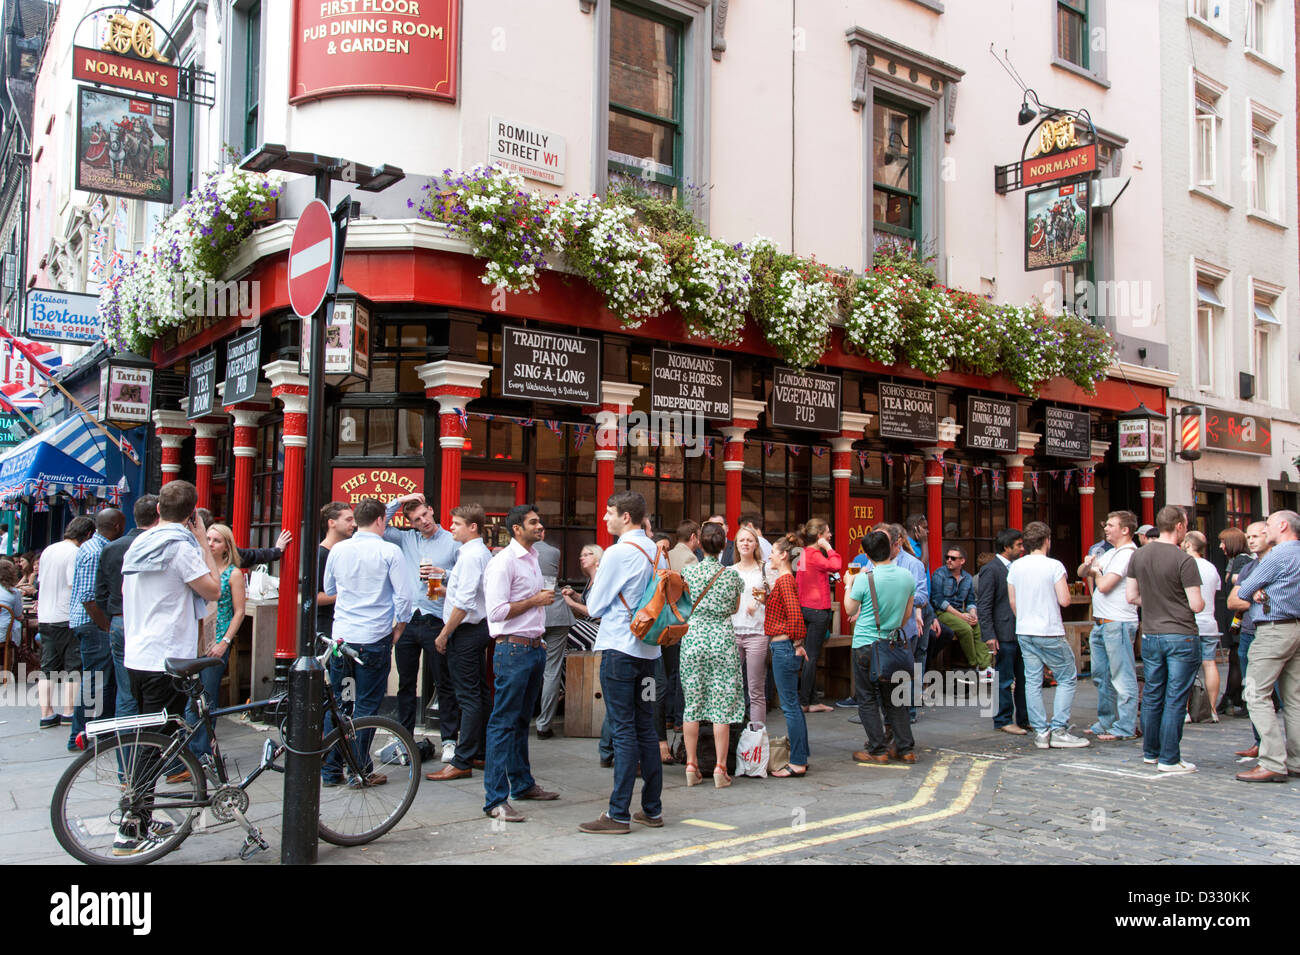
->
xmin=461 ymin=470 xmax=527 ymax=550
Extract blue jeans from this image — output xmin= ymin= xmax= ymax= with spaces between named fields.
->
xmin=74 ymin=624 xmax=114 ymax=745
xmin=482 ymin=642 xmax=545 ymax=812
xmin=1140 ymin=632 xmax=1200 ymax=765
xmin=770 ymin=640 xmax=809 ymax=766
xmin=1088 ymin=621 xmax=1138 ymax=737
xmin=600 ymin=649 xmax=662 ymax=823
xmin=185 ymin=647 xmax=229 ymax=758
xmin=322 ymin=635 xmax=392 ymax=782
xmin=1020 ymin=635 xmax=1078 ymax=734
xmin=993 ymin=639 xmax=1029 ymax=729
xmin=108 ymin=617 xmax=136 ymax=718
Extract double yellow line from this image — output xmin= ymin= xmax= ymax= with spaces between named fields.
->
xmin=621 ymin=754 xmax=992 ymax=865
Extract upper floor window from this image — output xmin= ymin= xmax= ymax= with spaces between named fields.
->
xmin=1187 ymin=0 xmax=1229 ymax=35
xmin=227 ymin=0 xmax=262 ymax=157
xmin=607 ymin=4 xmax=683 ymax=200
xmin=1244 ymin=0 xmax=1273 ymax=58
xmin=1248 ymin=104 xmax=1282 ymax=219
xmin=1195 ymin=267 xmax=1228 ymax=394
xmin=872 ymin=102 xmax=921 ymax=255
xmin=1056 ymin=0 xmax=1088 ymax=69
xmin=244 ymin=2 xmax=262 ymax=155
xmin=1191 ymin=73 xmax=1227 ymax=198
xmin=1251 ymin=281 xmax=1283 ymax=405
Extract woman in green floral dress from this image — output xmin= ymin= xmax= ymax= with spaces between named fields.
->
xmin=681 ymin=522 xmax=745 ymax=788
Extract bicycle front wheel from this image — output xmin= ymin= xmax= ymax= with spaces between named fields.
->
xmin=318 ymin=716 xmax=420 ymax=847
xmin=51 ymin=730 xmax=206 ymax=865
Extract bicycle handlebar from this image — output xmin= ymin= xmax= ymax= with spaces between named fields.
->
xmin=316 ymin=634 xmax=364 ymax=666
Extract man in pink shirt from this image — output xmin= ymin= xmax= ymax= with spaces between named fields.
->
xmin=481 ymin=504 xmax=560 ymax=823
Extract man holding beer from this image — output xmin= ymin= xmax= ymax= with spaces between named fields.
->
xmin=385 ymin=493 xmax=461 ymax=762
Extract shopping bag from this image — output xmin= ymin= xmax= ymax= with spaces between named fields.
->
xmin=735 ymin=721 xmax=770 ymax=777
xmin=247 ymin=564 xmax=279 ymax=600
xmin=768 ymin=736 xmax=790 ymax=774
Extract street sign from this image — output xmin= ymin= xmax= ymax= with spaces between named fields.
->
xmin=288 ymin=199 xmax=335 ymax=320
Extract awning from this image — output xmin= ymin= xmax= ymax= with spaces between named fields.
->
xmin=0 ymin=413 xmax=126 ymax=503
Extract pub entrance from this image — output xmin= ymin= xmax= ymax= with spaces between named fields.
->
xmin=461 ymin=469 xmax=527 ymax=549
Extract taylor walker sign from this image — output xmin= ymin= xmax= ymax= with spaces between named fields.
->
xmin=24 ymin=289 xmax=100 ymax=345
xmin=489 ymin=116 xmax=565 ymax=186
xmin=501 ymin=326 xmax=600 ymax=406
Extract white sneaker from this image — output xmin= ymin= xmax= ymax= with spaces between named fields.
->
xmin=1049 ymin=730 xmax=1090 ymax=748
xmin=1034 ymin=731 xmax=1052 ymax=749
xmin=1157 ymin=760 xmax=1197 ymax=774
xmin=1142 ymin=757 xmax=1158 ymax=765
xmin=1183 ymin=713 xmax=1192 ymax=723
xmin=441 ymin=741 xmax=457 ymax=763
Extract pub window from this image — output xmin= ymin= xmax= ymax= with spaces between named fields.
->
xmin=607 ymin=4 xmax=684 ymax=200
xmin=250 ymin=415 xmax=283 ymax=550
xmin=939 ymin=464 xmax=1007 ymax=564
xmin=872 ymin=101 xmax=921 ymax=256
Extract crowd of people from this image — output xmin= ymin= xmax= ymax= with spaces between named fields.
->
xmin=21 ymin=480 xmax=1300 ymax=847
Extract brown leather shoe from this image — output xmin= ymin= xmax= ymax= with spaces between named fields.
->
xmin=853 ymin=750 xmax=890 ymax=764
xmin=632 ymin=810 xmax=664 ymax=828
xmin=1234 ymin=744 xmax=1259 ymax=758
xmin=426 ymin=764 xmax=472 ymax=781
xmin=1235 ymin=766 xmax=1289 ymax=783
xmin=887 ymin=747 xmax=917 ymax=763
xmin=515 ymin=784 xmax=559 ymax=800
xmin=998 ymin=725 xmax=1029 ymax=735
xmin=578 ymin=812 xmax=630 ymax=834
xmin=487 ymin=802 xmax=525 ymax=823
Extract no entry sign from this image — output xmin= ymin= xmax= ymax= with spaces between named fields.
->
xmin=289 ymin=199 xmax=335 ymax=320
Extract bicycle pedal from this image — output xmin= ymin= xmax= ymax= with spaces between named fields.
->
xmin=238 ymin=830 xmax=269 ymax=861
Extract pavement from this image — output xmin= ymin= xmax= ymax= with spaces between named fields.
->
xmin=4 ymin=670 xmax=1299 ymax=865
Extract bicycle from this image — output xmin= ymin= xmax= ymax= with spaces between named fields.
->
xmin=51 ymin=636 xmax=421 ymax=865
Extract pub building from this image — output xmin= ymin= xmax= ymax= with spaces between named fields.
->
xmin=148 ymin=220 xmax=1169 ymax=702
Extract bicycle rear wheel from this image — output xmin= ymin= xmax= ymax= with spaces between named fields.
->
xmin=318 ymin=716 xmax=420 ymax=846
xmin=51 ymin=730 xmax=206 ymax=865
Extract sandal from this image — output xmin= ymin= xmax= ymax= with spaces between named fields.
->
xmin=713 ymin=763 xmax=732 ymax=789
xmin=807 ymin=704 xmax=834 ymax=713
xmin=771 ymin=766 xmax=807 ymax=778
xmin=685 ymin=762 xmax=702 ymax=787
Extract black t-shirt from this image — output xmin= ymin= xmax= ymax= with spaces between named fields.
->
xmin=316 ymin=544 xmax=333 ymax=636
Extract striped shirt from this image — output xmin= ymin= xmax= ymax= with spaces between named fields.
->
xmin=69 ymin=533 xmax=108 ymax=629
xmin=1236 ymin=539 xmax=1300 ymax=622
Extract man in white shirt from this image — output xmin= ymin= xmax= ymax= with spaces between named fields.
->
xmin=1007 ymin=521 xmax=1087 ymax=750
xmin=480 ymin=505 xmax=559 ymax=823
xmin=1078 ymin=510 xmax=1140 ymax=741
xmin=116 ymin=480 xmax=220 ymax=856
xmin=429 ymin=504 xmax=494 ymax=781
xmin=321 ymin=498 xmax=414 ymax=787
xmin=579 ymin=490 xmax=662 ymax=835
xmin=37 ymin=516 xmax=97 ymax=731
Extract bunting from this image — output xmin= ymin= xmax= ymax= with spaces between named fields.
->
xmin=574 ymin=425 xmax=591 ymax=450
xmin=764 ymin=442 xmax=775 ymax=457
xmin=544 ymin=419 xmax=563 ymax=438
xmin=813 ymin=446 xmax=825 ymax=457
xmin=1031 ymin=472 xmax=1039 ymax=494
xmin=952 ymin=464 xmax=963 ymax=491
xmin=454 ymin=407 xmax=469 ymax=431
xmin=857 ymin=451 xmax=869 ymax=472
xmin=1063 ymin=470 xmax=1073 ymax=491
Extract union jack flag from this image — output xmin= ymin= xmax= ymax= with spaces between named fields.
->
xmin=1031 ymin=472 xmax=1040 ymax=493
xmin=813 ymin=447 xmax=825 ymax=457
xmin=574 ymin=425 xmax=591 ymax=449
xmin=32 ymin=479 xmax=48 ymax=498
xmin=89 ymin=257 xmax=104 ymax=278
xmin=1063 ymin=470 xmax=1074 ymax=491
xmin=883 ymin=453 xmax=894 ymax=467
xmin=90 ymin=231 xmax=107 ymax=251
xmin=858 ymin=451 xmax=869 ymax=471
xmin=0 ymin=383 xmax=42 ymax=410
xmin=34 ymin=497 xmax=48 ymax=512
xmin=764 ymin=442 xmax=774 ymax=457
xmin=703 ymin=438 xmax=714 ymax=460
xmin=952 ymin=464 xmax=963 ymax=490
xmin=454 ymin=407 xmax=469 ymax=431
xmin=73 ymin=482 xmax=90 ymax=500
xmin=992 ymin=471 xmax=1001 ymax=493
xmin=788 ymin=445 xmax=801 ymax=457
xmin=544 ymin=420 xmax=563 ymax=438
xmin=108 ymin=484 xmax=123 ymax=506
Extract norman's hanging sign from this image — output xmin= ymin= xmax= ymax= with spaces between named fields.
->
xmin=995 ymin=110 xmax=1100 ymax=194
xmin=70 ymin=6 xmax=216 ymax=106
xmin=291 ymin=0 xmax=461 ymax=104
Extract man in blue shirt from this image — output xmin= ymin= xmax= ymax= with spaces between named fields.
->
xmin=322 ymin=498 xmax=414 ymax=786
xmin=932 ymin=545 xmax=994 ymax=679
xmin=386 ymin=493 xmax=461 ymax=761
xmin=1233 ymin=509 xmax=1300 ymax=783
xmin=68 ymin=508 xmax=125 ymax=746
xmin=579 ymin=491 xmax=661 ymax=834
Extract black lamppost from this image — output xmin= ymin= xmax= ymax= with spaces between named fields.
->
xmin=239 ymin=143 xmax=403 ymax=865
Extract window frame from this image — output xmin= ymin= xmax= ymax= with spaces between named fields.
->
xmin=1186 ymin=0 xmax=1230 ymax=38
xmin=1248 ymin=277 xmax=1285 ymax=407
xmin=871 ymin=99 xmax=923 ymax=251
xmin=1052 ymin=0 xmax=1108 ymax=87
xmin=1189 ymin=71 xmax=1229 ymax=204
xmin=1192 ymin=261 xmax=1230 ymax=396
xmin=225 ymin=0 xmax=264 ymax=159
xmin=606 ymin=3 xmax=685 ymax=196
xmin=1246 ymin=99 xmax=1284 ymax=222
xmin=593 ymin=0 xmax=711 ymax=220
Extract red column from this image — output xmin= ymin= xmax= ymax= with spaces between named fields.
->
xmin=265 ymin=361 xmax=309 ymax=666
xmin=831 ymin=412 xmax=872 ymax=632
xmin=1138 ymin=466 xmax=1157 ymax=527
xmin=592 ymin=381 xmax=644 ymax=546
xmin=227 ymin=406 xmax=263 ymax=548
xmin=192 ymin=421 xmax=225 ymax=511
xmin=924 ymin=454 xmax=945 ymax=571
xmin=1003 ymin=434 xmax=1041 ymax=533
xmin=1078 ymin=467 xmax=1096 ymax=557
xmin=416 ymin=361 xmax=493 ymax=522
xmin=721 ymin=399 xmax=766 ymax=537
xmin=151 ymin=410 xmax=193 ymax=487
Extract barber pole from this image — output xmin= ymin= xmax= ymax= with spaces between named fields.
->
xmin=1179 ymin=407 xmax=1203 ymax=461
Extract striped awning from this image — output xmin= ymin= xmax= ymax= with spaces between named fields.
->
xmin=0 ymin=413 xmax=124 ymax=502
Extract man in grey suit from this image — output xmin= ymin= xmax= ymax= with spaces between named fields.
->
xmin=535 ymin=528 xmax=574 ymax=739
xmin=977 ymin=528 xmax=1029 ymax=734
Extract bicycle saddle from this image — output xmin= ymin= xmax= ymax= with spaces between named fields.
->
xmin=165 ymin=657 xmax=226 ymax=678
